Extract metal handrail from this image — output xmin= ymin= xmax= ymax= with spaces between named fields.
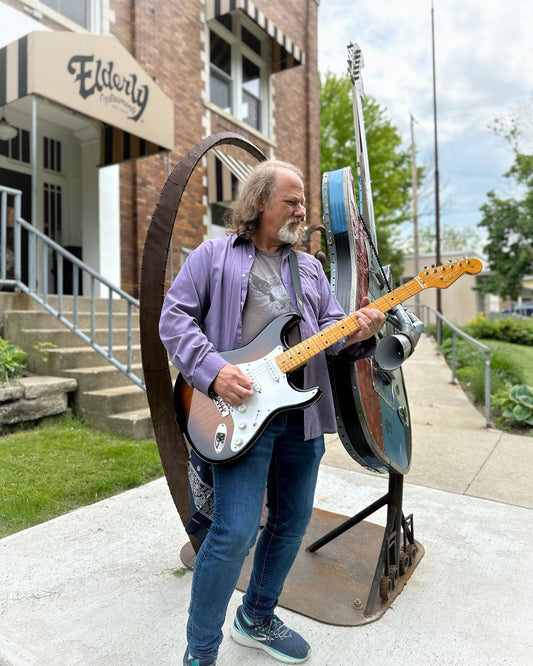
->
xmin=411 ymin=303 xmax=492 ymax=427
xmin=1 ymin=186 xmax=145 ymax=387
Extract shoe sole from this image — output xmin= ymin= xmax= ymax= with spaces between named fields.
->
xmin=230 ymin=623 xmax=310 ymax=664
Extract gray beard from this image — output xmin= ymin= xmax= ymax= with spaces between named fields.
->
xmin=278 ymin=219 xmax=300 ymax=245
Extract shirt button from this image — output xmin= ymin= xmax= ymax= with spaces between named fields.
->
xmin=242 ymin=273 xmax=246 ymax=278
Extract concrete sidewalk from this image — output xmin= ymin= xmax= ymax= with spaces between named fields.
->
xmin=1 ymin=335 xmax=532 ymax=665
xmin=324 ymin=334 xmax=533 ymax=510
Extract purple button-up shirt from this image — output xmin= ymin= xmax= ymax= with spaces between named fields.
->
xmin=159 ymin=234 xmax=375 ymax=440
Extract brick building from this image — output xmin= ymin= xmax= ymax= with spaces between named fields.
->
xmin=0 ymin=0 xmax=320 ymax=297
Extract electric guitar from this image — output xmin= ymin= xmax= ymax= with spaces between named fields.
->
xmin=174 ymin=258 xmax=482 ymax=464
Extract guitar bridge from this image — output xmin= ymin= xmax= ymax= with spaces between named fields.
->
xmin=212 ymin=392 xmax=231 ymax=417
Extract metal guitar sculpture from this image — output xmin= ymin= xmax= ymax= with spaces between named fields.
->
xmin=324 ymin=43 xmax=424 ymax=474
xmin=174 ymin=259 xmax=481 ymax=464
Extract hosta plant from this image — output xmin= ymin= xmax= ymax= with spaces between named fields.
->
xmin=494 ymin=384 xmax=533 ymax=428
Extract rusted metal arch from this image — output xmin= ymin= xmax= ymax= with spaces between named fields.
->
xmin=139 ymin=132 xmax=266 ymax=550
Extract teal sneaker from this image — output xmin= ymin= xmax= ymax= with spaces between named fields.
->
xmin=182 ymin=647 xmax=217 ymax=665
xmin=231 ymin=605 xmax=311 ymax=663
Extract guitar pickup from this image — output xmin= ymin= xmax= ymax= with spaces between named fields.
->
xmin=266 ymin=359 xmax=281 ymax=383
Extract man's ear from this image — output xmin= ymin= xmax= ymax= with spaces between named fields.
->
xmin=257 ymin=197 xmax=265 ymax=213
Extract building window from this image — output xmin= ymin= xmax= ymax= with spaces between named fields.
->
xmin=210 ymin=203 xmax=228 ymax=239
xmin=43 ymin=183 xmax=62 ymax=242
xmin=43 ymin=137 xmax=62 ymax=173
xmin=209 ymin=13 xmax=269 ymax=133
xmin=0 ymin=129 xmax=30 ymax=164
xmin=40 ymin=0 xmax=90 ymax=28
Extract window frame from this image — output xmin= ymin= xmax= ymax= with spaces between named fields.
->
xmin=208 ymin=12 xmax=270 ymax=135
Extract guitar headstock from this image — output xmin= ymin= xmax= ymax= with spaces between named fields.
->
xmin=416 ymin=258 xmax=483 ymax=289
xmin=347 ymin=42 xmax=364 ymax=93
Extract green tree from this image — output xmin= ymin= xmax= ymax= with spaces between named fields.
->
xmin=320 ymin=71 xmax=418 ymax=277
xmin=477 ymin=151 xmax=533 ymax=300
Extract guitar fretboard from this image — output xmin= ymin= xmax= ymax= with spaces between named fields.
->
xmin=275 ymin=278 xmax=424 ymax=373
xmin=275 ymin=258 xmax=480 ymax=373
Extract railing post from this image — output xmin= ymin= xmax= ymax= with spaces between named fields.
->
xmin=108 ymin=291 xmax=113 ymax=359
xmin=14 ymin=193 xmax=22 ymax=285
xmin=451 ymin=331 xmax=457 ymax=384
xmin=42 ymin=244 xmax=48 ymax=301
xmin=484 ymin=348 xmax=492 ymax=427
xmin=57 ymin=254 xmax=63 ymax=314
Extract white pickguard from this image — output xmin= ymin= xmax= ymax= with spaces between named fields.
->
xmin=215 ymin=345 xmax=319 ymax=456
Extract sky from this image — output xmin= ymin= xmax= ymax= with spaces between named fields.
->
xmin=317 ymin=0 xmax=533 ymax=243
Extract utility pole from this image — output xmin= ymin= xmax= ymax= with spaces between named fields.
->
xmin=431 ymin=0 xmax=442 ymax=314
xmin=410 ymin=114 xmax=420 ymax=309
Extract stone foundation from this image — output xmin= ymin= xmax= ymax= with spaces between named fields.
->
xmin=0 ymin=376 xmax=78 ymax=427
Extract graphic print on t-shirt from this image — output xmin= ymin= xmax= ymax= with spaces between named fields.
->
xmin=241 ymin=248 xmax=295 ymax=346
xmin=248 ymin=271 xmax=293 ymax=316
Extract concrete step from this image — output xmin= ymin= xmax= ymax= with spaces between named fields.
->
xmin=79 ymin=385 xmax=148 ymax=416
xmin=107 ymin=408 xmax=155 ymax=440
xmin=26 ymin=345 xmax=143 ymax=374
xmin=63 ymin=364 xmax=144 ymax=393
xmin=0 ymin=292 xmax=159 ymax=442
xmin=4 ymin=310 xmax=139 ymax=334
xmin=78 ymin=406 xmax=155 ymax=440
xmin=39 ymin=295 xmax=137 ymax=314
xmin=18 ymin=328 xmax=140 ymax=350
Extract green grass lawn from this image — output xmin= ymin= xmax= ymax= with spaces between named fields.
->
xmin=0 ymin=416 xmax=163 ymax=538
xmin=480 ymin=338 xmax=533 ymax=386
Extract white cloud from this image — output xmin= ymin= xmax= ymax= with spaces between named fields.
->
xmin=318 ymin=0 xmax=533 ymax=232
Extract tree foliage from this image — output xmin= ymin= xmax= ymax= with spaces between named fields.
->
xmin=320 ymin=71 xmax=418 ymax=277
xmin=477 ymin=149 xmax=533 ymax=300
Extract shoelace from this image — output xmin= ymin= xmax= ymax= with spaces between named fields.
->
xmin=262 ymin=616 xmax=292 ymax=640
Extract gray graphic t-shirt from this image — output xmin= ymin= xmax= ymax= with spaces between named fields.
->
xmin=241 ymin=248 xmax=295 ymax=346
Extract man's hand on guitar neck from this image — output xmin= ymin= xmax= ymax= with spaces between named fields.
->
xmin=344 ymin=296 xmax=386 ymax=348
xmin=213 ymin=364 xmax=254 ymax=407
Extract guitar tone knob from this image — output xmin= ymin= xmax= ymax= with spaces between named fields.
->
xmin=238 ymin=421 xmax=246 ymax=429
xmin=237 ymin=404 xmax=247 ymax=413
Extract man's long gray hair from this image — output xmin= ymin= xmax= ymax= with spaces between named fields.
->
xmin=224 ymin=160 xmax=304 ymax=243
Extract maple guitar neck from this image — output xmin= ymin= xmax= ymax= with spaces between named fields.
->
xmin=276 ymin=258 xmax=483 ymax=374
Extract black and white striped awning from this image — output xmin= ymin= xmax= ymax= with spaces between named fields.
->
xmin=207 ymin=148 xmax=255 ymax=203
xmin=206 ymin=0 xmax=305 ymax=72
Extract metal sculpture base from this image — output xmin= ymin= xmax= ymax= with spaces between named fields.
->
xmin=180 ymin=473 xmax=423 ymax=626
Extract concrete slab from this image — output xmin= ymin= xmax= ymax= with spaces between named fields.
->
xmin=2 ymin=471 xmax=533 ymax=666
xmin=466 ymin=432 xmax=533 ymax=507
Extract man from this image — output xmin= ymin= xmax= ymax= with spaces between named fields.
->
xmin=159 ymin=160 xmax=385 ymax=666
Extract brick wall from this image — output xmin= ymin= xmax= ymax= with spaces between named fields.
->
xmin=110 ymin=0 xmax=320 ymax=296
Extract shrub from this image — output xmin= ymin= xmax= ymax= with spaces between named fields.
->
xmin=0 ymin=337 xmax=27 ymax=384
xmin=465 ymin=313 xmax=533 ymax=346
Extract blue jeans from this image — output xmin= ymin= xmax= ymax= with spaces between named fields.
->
xmin=186 ymin=410 xmax=324 ymax=660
